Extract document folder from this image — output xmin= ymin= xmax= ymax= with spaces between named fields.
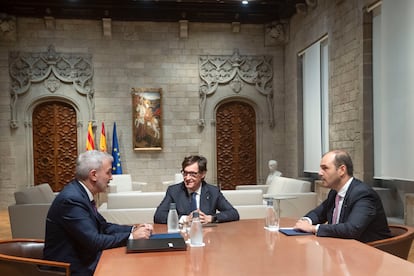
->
xmin=126 ymin=233 xmax=187 ymax=253
xmin=279 ymin=228 xmax=313 ymax=236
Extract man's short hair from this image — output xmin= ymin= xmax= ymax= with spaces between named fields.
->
xmin=182 ymin=155 xmax=207 ymax=172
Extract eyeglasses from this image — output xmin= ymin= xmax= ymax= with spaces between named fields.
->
xmin=181 ymin=170 xmax=200 ymax=178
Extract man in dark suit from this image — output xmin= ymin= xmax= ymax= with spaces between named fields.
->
xmin=294 ymin=150 xmax=391 ymax=242
xmin=154 ymin=155 xmax=239 ymax=224
xmin=44 ymin=150 xmax=152 ymax=275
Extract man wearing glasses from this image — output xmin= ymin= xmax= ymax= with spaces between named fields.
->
xmin=154 ymin=155 xmax=239 ymax=224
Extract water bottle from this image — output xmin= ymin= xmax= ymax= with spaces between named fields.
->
xmin=265 ymin=199 xmax=279 ymax=231
xmin=167 ymin=202 xmax=179 ymax=233
xmin=189 ymin=211 xmax=203 ymax=246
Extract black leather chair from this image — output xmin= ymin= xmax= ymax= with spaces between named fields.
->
xmin=367 ymin=224 xmax=414 ymax=260
xmin=0 ymin=239 xmax=70 ymax=275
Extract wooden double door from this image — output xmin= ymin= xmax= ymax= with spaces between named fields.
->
xmin=32 ymin=101 xmax=78 ymax=192
xmin=216 ymin=101 xmax=257 ymax=190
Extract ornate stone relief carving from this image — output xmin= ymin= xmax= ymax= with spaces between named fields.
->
xmin=8 ymin=45 xmax=95 ymax=128
xmin=265 ymin=21 xmax=289 ymax=46
xmin=0 ymin=13 xmax=16 ymax=41
xmin=199 ymin=48 xmax=274 ymax=128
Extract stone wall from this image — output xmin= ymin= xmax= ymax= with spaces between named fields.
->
xmin=1 ymin=0 xmax=412 ymax=215
xmin=283 ymin=0 xmax=372 ymax=178
xmin=0 ymin=17 xmax=285 ymax=208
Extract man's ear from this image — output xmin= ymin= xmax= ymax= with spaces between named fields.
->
xmin=89 ymin=169 xmax=97 ymax=181
xmin=339 ymin=164 xmax=347 ymax=177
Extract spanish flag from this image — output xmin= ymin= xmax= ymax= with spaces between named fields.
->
xmin=99 ymin=122 xmax=107 ymax=152
xmin=86 ymin=121 xmax=95 ymax=151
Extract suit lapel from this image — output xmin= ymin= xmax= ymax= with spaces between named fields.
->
xmin=338 ymin=179 xmax=356 ymax=223
xmin=199 ymin=184 xmax=212 ymax=213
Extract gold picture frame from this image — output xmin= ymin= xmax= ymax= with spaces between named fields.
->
xmin=132 ymin=88 xmax=162 ymax=151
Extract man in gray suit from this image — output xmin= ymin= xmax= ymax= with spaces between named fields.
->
xmin=154 ymin=155 xmax=239 ymax=224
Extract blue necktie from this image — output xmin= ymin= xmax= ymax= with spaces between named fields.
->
xmin=191 ymin=192 xmax=197 ymax=211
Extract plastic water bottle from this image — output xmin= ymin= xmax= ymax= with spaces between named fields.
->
xmin=190 ymin=211 xmax=203 ymax=246
xmin=265 ymin=199 xmax=279 ymax=231
xmin=167 ymin=202 xmax=179 ymax=233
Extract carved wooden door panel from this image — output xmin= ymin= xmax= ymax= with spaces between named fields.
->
xmin=216 ymin=101 xmax=256 ymax=190
xmin=32 ymin=101 xmax=78 ymax=192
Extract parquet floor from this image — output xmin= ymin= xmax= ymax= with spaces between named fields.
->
xmin=0 ymin=209 xmax=413 ymax=262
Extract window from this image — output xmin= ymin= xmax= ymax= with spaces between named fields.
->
xmin=372 ymin=0 xmax=414 ymax=181
xmin=301 ymin=37 xmax=329 ymax=173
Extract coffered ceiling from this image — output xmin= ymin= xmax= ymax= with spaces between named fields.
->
xmin=1 ymin=0 xmax=308 ymax=24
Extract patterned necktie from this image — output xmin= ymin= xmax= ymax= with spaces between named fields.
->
xmin=332 ymin=194 xmax=341 ymax=224
xmin=190 ymin=192 xmax=197 ymax=211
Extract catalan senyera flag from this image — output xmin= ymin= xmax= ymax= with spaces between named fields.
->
xmin=86 ymin=121 xmax=95 ymax=151
xmin=99 ymin=122 xmax=107 ymax=152
xmin=111 ymin=122 xmax=123 ymax=174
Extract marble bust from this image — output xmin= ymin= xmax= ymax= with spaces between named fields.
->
xmin=265 ymin=160 xmax=282 ymax=186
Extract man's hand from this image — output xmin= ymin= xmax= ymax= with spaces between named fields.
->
xmin=294 ymin=219 xmax=316 ymax=234
xmin=197 ymin=210 xmax=213 ymax=224
xmin=132 ymin=223 xmax=153 ymax=239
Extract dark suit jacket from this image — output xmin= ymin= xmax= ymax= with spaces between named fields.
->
xmin=153 ymin=181 xmax=239 ymax=223
xmin=305 ymin=178 xmax=391 ymax=242
xmin=43 ymin=180 xmax=132 ymax=276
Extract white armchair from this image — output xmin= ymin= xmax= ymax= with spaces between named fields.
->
xmin=108 ymin=174 xmax=147 ymax=193
xmin=222 ymin=189 xmax=267 ymax=219
xmin=8 ymin=183 xmax=55 ymax=239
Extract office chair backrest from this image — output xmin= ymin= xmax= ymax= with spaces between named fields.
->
xmin=367 ymin=224 xmax=414 ymax=260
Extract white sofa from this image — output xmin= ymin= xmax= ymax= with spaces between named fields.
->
xmin=98 ymin=192 xmax=165 ymax=224
xmin=98 ymin=189 xmax=267 ymax=224
xmin=236 ymin=176 xmax=317 ymax=218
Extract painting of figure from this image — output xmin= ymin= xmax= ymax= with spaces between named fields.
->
xmin=132 ymin=88 xmax=162 ymax=150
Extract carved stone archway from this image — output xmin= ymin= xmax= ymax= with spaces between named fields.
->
xmin=198 ymin=49 xmax=274 ymax=185
xmin=9 ymin=45 xmax=95 ymax=129
xmin=198 ymin=48 xmax=274 ymax=129
xmin=8 ymin=45 xmax=95 ymax=190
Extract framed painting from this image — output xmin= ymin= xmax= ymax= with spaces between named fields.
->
xmin=132 ymin=88 xmax=162 ymax=151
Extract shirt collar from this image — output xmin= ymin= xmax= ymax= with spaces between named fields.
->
xmin=337 ymin=177 xmax=353 ymax=198
xmin=188 ymin=185 xmax=202 ymax=195
xmin=78 ymin=180 xmax=94 ymax=201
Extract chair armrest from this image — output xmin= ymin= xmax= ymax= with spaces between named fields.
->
xmin=236 ymin=185 xmax=269 ymax=193
xmin=132 ymin=181 xmax=147 ymax=191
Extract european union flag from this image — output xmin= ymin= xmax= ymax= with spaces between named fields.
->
xmin=112 ymin=122 xmax=123 ymax=174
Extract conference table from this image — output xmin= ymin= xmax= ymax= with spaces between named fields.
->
xmin=94 ymin=218 xmax=414 ymax=275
